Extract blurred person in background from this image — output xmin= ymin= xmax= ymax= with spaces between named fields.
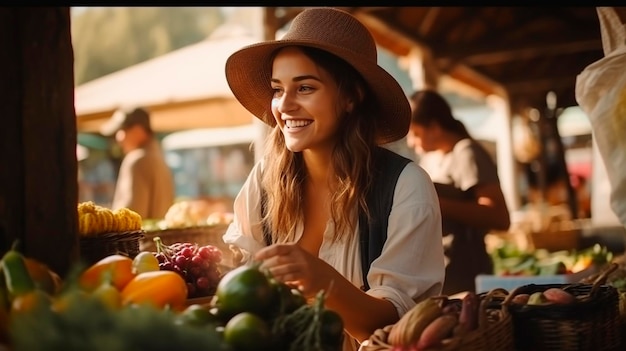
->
xmin=407 ymin=89 xmax=510 ymax=295
xmin=100 ymin=106 xmax=174 ymax=220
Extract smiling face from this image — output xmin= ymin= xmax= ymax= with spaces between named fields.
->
xmin=270 ymin=46 xmax=349 ymax=154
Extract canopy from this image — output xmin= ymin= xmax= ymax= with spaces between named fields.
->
xmin=75 ymin=29 xmax=259 ymax=133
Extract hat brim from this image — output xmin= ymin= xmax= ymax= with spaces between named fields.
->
xmin=225 ymin=39 xmax=410 ymax=145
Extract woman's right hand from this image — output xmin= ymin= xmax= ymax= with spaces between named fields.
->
xmin=254 ymin=243 xmax=332 ymax=297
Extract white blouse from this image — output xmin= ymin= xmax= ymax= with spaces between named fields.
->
xmin=223 ymin=159 xmax=445 ymax=349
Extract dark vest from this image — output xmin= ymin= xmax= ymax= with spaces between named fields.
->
xmin=261 ymin=147 xmax=412 ymax=290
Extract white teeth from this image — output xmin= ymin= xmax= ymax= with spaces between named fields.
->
xmin=285 ymin=119 xmax=312 ymax=128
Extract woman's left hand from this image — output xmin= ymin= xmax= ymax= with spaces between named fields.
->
xmin=254 ymin=243 xmax=326 ymax=297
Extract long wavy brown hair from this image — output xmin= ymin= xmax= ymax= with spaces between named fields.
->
xmin=260 ymin=46 xmax=379 ymax=244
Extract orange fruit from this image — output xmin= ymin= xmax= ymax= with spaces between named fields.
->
xmin=23 ymin=257 xmax=62 ymax=295
xmin=10 ymin=290 xmax=52 ymax=314
xmin=79 ymin=254 xmax=135 ymax=292
xmin=121 ymin=270 xmax=187 ymax=311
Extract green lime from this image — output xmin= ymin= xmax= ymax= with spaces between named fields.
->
xmin=223 ymin=312 xmax=272 ymax=351
xmin=215 ymin=264 xmax=274 ymax=319
xmin=270 ymin=279 xmax=306 ymax=315
xmin=176 ymin=303 xmax=222 ymax=327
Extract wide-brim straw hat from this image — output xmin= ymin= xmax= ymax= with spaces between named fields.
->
xmin=225 ymin=7 xmax=410 ymax=145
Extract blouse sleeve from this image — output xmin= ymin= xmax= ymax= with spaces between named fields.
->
xmin=222 ymin=161 xmax=267 ymax=263
xmin=365 ymin=162 xmax=446 ymax=315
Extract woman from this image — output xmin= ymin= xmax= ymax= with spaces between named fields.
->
xmin=407 ymin=90 xmax=511 ymax=295
xmin=223 ymin=8 xmax=445 ymax=349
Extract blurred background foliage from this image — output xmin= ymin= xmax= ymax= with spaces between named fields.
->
xmin=71 ymin=7 xmax=226 ymax=85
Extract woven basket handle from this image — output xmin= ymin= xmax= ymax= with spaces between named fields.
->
xmin=502 ymin=285 xmax=525 ymax=306
xmin=479 ymin=288 xmax=509 ymax=328
xmin=588 ymin=262 xmax=618 ymax=296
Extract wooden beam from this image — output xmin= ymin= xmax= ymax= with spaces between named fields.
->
xmin=418 ymin=7 xmax=441 ymax=36
xmin=437 ymin=39 xmax=602 ymax=65
xmin=354 ymin=11 xmax=506 ymax=99
xmin=504 ymin=76 xmax=576 ymax=94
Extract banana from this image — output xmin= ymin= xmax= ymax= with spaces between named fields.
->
xmin=113 ymin=208 xmax=142 ymax=232
xmin=81 ymin=212 xmax=99 ymax=236
xmin=78 ymin=202 xmax=142 ymax=234
xmin=112 ymin=209 xmax=130 ymax=232
xmin=387 ymin=297 xmax=443 ymax=347
xmin=78 ymin=201 xmax=96 ymax=215
xmin=96 ymin=208 xmax=115 ymax=233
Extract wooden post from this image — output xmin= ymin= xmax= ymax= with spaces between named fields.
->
xmin=0 ymin=7 xmax=78 ymax=276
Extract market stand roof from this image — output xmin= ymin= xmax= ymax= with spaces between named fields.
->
xmin=75 ymin=29 xmax=258 ymax=133
xmin=269 ymin=7 xmax=625 ymax=115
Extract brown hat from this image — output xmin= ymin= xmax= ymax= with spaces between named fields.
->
xmin=100 ymin=107 xmax=152 ymax=137
xmin=225 ymin=7 xmax=410 ymax=145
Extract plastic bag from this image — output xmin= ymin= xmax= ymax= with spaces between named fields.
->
xmin=575 ymin=7 xmax=626 ymax=228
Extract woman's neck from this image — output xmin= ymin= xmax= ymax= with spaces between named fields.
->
xmin=302 ymin=148 xmax=334 ymax=187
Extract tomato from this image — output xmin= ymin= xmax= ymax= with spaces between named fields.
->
xmin=214 ymin=264 xmax=274 ymax=320
xmin=176 ymin=304 xmax=222 ymax=327
xmin=320 ymin=309 xmax=344 ymax=347
xmin=223 ymin=312 xmax=272 ymax=351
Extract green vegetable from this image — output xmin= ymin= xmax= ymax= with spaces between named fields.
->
xmin=10 ymin=293 xmax=232 ymax=351
xmin=1 ymin=243 xmax=35 ymax=301
xmin=272 ymin=289 xmax=343 ymax=351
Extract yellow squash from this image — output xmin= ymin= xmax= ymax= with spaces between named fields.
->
xmin=120 ymin=270 xmax=188 ymax=311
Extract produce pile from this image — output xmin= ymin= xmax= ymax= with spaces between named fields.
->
xmin=211 ymin=263 xmax=344 ymax=351
xmin=377 ymin=291 xmax=505 ymax=350
xmin=490 ymin=243 xmax=613 ymax=276
xmin=507 ymin=286 xmax=578 ymax=306
xmin=0 ymin=243 xmax=344 ymax=351
xmin=152 ymin=237 xmax=223 ymax=298
xmin=142 ymin=200 xmax=234 ymax=231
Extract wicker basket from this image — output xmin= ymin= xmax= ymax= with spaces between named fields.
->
xmin=580 ymin=262 xmax=626 ymax=349
xmin=79 ymin=230 xmax=144 ymax=265
xmin=503 ymin=267 xmax=622 ymax=351
xmin=360 ymin=288 xmax=514 ymax=351
xmin=140 ymin=224 xmax=234 ymax=267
